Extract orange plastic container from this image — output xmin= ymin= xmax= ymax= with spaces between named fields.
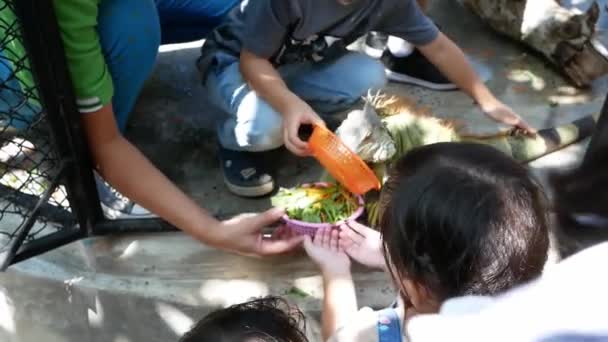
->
xmin=309 ymin=124 xmax=381 ymax=195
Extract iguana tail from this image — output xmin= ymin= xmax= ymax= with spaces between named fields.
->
xmin=463 ymin=113 xmax=599 ymax=163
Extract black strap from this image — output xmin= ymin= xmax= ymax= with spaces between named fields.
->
xmin=320 ymin=18 xmax=369 ymax=60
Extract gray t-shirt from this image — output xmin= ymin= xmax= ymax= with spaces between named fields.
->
xmin=198 ymin=0 xmax=438 ymax=78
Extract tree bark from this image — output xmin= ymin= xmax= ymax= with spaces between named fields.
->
xmin=463 ymin=0 xmax=608 ymax=87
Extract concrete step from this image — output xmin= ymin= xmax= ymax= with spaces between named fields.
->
xmin=4 ymin=232 xmax=395 ymax=341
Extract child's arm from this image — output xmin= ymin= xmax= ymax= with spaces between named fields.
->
xmin=419 ymin=33 xmax=536 ymax=133
xmin=240 ymin=49 xmax=325 ymax=156
xmin=303 ymin=228 xmax=358 ymax=341
xmin=322 ymin=266 xmax=357 ymax=341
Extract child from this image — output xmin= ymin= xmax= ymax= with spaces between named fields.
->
xmin=304 ymin=142 xmax=550 ymax=341
xmin=406 ymin=146 xmax=608 ymax=341
xmin=180 ymin=296 xmax=309 ymax=342
xmin=198 ymin=0 xmax=535 ymax=198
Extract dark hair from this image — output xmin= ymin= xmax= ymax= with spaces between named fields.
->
xmin=180 ymin=296 xmax=308 ymax=342
xmin=379 ymin=142 xmax=549 ymax=300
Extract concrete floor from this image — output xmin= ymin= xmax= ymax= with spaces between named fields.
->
xmin=2 ymin=0 xmax=608 ymax=341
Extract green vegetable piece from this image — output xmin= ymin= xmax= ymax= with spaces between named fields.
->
xmin=286 ymin=286 xmax=310 ymax=298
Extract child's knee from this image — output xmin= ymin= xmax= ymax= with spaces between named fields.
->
xmin=340 ymin=53 xmax=387 ymax=97
xmin=232 ymin=93 xmax=283 ymax=151
xmin=360 ymin=55 xmax=388 ymax=90
xmin=236 ymin=124 xmax=283 ymax=152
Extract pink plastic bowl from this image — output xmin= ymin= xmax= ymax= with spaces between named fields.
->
xmin=281 ymin=182 xmax=364 ymax=236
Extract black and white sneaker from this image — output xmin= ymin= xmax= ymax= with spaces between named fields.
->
xmin=218 ymin=145 xmax=275 ymax=198
xmin=381 ymin=49 xmax=457 ymax=91
xmin=95 ymin=172 xmax=156 ymax=219
xmin=363 ymin=31 xmax=388 ymax=59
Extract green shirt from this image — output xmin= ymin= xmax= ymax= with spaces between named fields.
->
xmin=52 ymin=0 xmax=113 ymax=113
xmin=0 ymin=4 xmax=39 ymax=107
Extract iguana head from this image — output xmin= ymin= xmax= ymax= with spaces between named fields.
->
xmin=335 ymin=94 xmax=396 ymax=163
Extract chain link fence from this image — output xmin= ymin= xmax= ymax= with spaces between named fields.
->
xmin=0 ymin=0 xmax=77 ymax=269
xmin=0 ymin=0 xmax=174 ymax=270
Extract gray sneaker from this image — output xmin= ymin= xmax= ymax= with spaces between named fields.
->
xmin=94 ymin=172 xmax=156 ymax=219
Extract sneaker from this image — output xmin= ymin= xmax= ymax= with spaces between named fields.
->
xmin=218 ymin=145 xmax=275 ymax=197
xmin=94 ymin=172 xmax=156 ymax=219
xmin=363 ymin=32 xmax=388 ymax=59
xmin=381 ymin=49 xmax=457 ymax=90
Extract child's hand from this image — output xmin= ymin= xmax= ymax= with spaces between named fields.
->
xmin=482 ymin=101 xmax=537 ymax=135
xmin=304 ymin=228 xmax=351 ymax=276
xmin=339 ymin=221 xmax=386 ymax=271
xmin=282 ymin=98 xmax=325 ymax=156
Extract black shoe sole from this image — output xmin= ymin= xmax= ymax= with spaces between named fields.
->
xmin=223 ymin=175 xmax=275 ymax=197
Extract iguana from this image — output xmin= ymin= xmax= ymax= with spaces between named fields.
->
xmin=326 ymin=91 xmax=600 ymax=227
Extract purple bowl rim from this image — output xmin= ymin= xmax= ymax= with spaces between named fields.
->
xmin=281 ymin=182 xmax=365 ymax=229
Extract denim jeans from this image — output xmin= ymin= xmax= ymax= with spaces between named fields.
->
xmin=205 ymin=52 xmax=387 ymax=152
xmin=97 ymin=0 xmax=238 ymax=131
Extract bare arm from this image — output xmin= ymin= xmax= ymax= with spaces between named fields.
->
xmin=240 ymin=49 xmax=299 ymax=118
xmin=418 ymin=32 xmax=497 ymax=110
xmin=419 ymin=33 xmax=535 ymax=132
xmin=303 ymin=228 xmax=358 ymax=341
xmin=82 ymin=104 xmax=303 ymax=255
xmin=240 ymin=49 xmax=324 ymax=155
xmin=83 ymin=104 xmax=219 ymax=242
xmin=321 ymin=272 xmax=358 ymax=341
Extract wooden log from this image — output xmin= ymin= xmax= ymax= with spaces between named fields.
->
xmin=463 ymin=0 xmax=608 ymax=87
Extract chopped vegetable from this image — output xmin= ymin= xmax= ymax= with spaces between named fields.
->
xmin=271 ymin=184 xmax=358 ymax=223
xmin=285 ymin=286 xmax=310 ymax=298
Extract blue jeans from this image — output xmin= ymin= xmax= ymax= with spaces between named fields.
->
xmin=0 ymin=50 xmax=40 ymax=131
xmin=98 ymin=0 xmax=237 ymax=131
xmin=206 ymin=52 xmax=387 ymax=152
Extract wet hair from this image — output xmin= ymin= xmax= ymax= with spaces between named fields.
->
xmin=180 ymin=296 xmax=308 ymax=342
xmin=379 ymin=142 xmax=549 ymax=301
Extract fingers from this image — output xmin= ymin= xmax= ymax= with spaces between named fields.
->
xmin=304 ymin=111 xmax=325 ymax=127
xmin=517 ymin=119 xmax=537 ymax=135
xmin=302 ymin=235 xmax=314 ymax=254
xmin=489 ymin=105 xmax=537 ymax=136
xmin=283 ymin=110 xmax=326 ymax=157
xmin=304 ymin=234 xmax=313 ymax=245
xmin=259 ymin=234 xmax=305 ymax=255
xmin=344 ymin=221 xmax=371 ymax=237
xmin=271 ymin=225 xmax=288 ymax=240
xmin=330 ymin=229 xmax=344 ymax=253
xmin=284 ymin=120 xmax=309 ymax=156
xmin=312 ymin=228 xmax=322 ymax=246
xmin=245 ymin=207 xmax=285 ymax=232
xmin=338 ymin=232 xmax=353 ymax=250
xmin=330 ymin=229 xmax=338 ymax=251
xmin=307 ymin=228 xmax=350 ymax=253
xmin=272 ymin=225 xmax=300 ymax=242
xmin=321 ymin=227 xmax=331 ymax=249
xmin=339 ymin=224 xmax=364 ymax=248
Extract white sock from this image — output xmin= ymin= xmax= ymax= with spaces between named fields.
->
xmin=387 ymin=36 xmax=414 ymax=57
